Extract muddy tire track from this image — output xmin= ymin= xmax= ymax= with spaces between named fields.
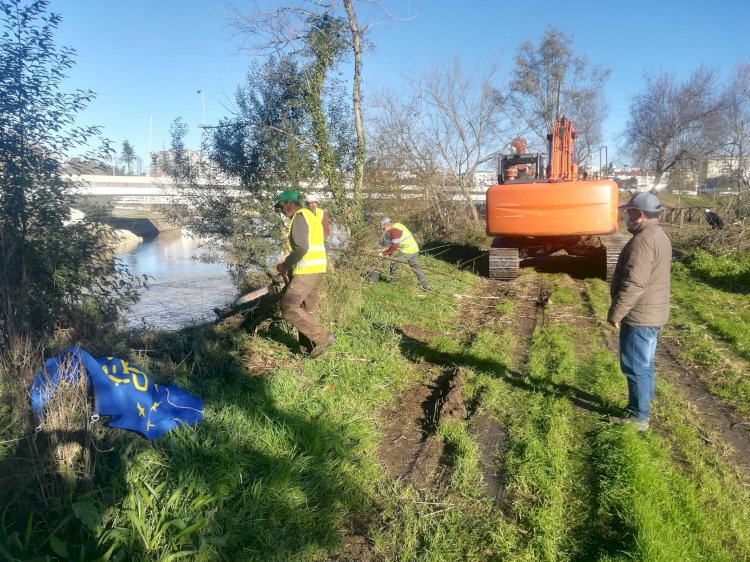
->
xmin=338 ymin=280 xmax=520 ymax=560
xmin=376 ymin=278 xmax=536 ymax=491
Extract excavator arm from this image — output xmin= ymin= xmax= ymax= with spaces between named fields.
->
xmin=546 ymin=117 xmax=579 ymax=181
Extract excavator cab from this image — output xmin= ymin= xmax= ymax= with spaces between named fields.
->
xmin=498 ymin=152 xmax=545 ymax=183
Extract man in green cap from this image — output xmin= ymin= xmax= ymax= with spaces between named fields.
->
xmin=274 ymin=190 xmax=336 ymax=359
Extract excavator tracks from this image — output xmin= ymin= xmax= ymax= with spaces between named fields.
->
xmin=600 ymin=233 xmax=630 ymax=281
xmin=489 ymin=248 xmax=519 ymax=280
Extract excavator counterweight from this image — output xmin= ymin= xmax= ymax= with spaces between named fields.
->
xmin=485 ymin=117 xmax=626 ymax=280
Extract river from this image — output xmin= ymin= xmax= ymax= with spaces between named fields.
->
xmin=116 ymin=229 xmax=236 ymax=330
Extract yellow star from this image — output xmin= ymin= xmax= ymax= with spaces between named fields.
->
xmin=108 ymin=375 xmax=130 ymax=386
xmin=136 ymin=402 xmax=145 ymax=417
xmin=151 ymin=402 xmax=160 ymax=411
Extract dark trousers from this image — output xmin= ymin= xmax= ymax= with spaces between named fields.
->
xmin=390 ymin=253 xmax=431 ymax=290
xmin=280 ymin=273 xmax=331 ymax=350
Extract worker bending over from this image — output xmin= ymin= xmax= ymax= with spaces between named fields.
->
xmin=274 ymin=190 xmax=336 ymax=359
xmin=379 ymin=217 xmax=431 ymax=292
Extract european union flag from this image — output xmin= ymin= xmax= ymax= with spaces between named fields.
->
xmin=30 ymin=347 xmax=203 ymax=439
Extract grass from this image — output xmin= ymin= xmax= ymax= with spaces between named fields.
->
xmin=666 ymin=260 xmax=750 ymax=413
xmin=2 ymin=251 xmax=750 ymax=560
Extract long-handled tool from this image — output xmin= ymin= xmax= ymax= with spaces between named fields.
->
xmin=215 ymin=270 xmax=287 ymax=317
xmin=234 ymin=270 xmax=287 ymax=305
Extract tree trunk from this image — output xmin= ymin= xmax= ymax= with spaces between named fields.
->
xmin=306 ymin=55 xmax=348 ymax=222
xmin=343 ymin=0 xmax=364 ymax=225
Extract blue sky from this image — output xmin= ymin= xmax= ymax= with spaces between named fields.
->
xmin=48 ymin=0 xmax=749 ymax=168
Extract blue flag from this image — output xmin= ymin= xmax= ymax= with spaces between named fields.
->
xmin=30 ymin=347 xmax=203 ymax=439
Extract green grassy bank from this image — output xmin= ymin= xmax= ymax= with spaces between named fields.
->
xmin=1 ymin=251 xmax=749 ymax=561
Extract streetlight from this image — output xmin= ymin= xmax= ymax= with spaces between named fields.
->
xmin=197 ymin=89 xmax=205 ymax=127
xmin=598 ymin=146 xmax=608 ymax=178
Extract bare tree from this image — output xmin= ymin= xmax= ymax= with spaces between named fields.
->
xmin=343 ymin=0 xmax=364 ymax=222
xmin=507 ymin=26 xmax=610 ymax=165
xmin=367 ymin=89 xmax=441 ymax=207
xmin=420 ymin=58 xmax=507 ymax=223
xmin=722 ymin=63 xmax=750 ymax=192
xmin=368 ymin=59 xmax=507 ymax=224
xmin=624 ymin=65 xmax=725 ymax=189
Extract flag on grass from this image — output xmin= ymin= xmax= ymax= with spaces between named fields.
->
xmin=30 ymin=346 xmax=203 ymax=439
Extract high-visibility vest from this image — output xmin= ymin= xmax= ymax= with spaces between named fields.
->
xmin=312 ymin=208 xmax=325 ymax=222
xmin=392 ymin=223 xmax=419 ymax=254
xmin=288 ymin=208 xmax=327 ymax=274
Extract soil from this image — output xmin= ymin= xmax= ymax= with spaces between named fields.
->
xmin=337 ymin=263 xmax=750 ymax=559
xmin=656 ymin=339 xmax=750 ymax=473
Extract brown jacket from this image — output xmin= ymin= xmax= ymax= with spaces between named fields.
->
xmin=608 ymin=218 xmax=672 ymax=326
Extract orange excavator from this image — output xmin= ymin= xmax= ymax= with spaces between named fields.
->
xmin=485 ymin=117 xmax=628 ymax=280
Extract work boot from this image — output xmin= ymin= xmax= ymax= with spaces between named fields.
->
xmin=310 ymin=334 xmax=336 ymax=359
xmin=298 ymin=333 xmax=313 ymax=355
xmin=607 ymin=413 xmax=649 ymax=432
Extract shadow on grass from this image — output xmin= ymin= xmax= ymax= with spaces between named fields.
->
xmin=422 ymin=242 xmax=488 ymax=277
xmin=0 ymin=395 xmax=133 ymax=560
xmin=522 ymin=254 xmax=606 ymax=281
xmin=686 ymin=269 xmax=750 ymax=295
xmin=422 ymin=242 xmax=607 ymax=281
xmin=135 ymin=323 xmax=370 ymax=560
xmin=393 ymin=326 xmax=618 ymax=418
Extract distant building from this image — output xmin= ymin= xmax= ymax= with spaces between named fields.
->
xmin=149 ymin=149 xmax=204 ymax=177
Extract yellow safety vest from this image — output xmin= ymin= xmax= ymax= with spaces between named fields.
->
xmin=392 ymin=223 xmax=419 ymax=254
xmin=288 ymin=208 xmax=327 ymax=274
xmin=312 ymin=207 xmax=325 ymax=222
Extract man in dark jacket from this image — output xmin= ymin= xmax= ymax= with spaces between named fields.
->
xmin=607 ymin=192 xmax=671 ymax=432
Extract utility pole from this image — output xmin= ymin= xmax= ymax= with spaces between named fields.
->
xmin=197 ymin=89 xmax=205 ymax=127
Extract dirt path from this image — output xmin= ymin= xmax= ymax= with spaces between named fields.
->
xmin=340 ymin=280 xmax=518 ymax=560
xmin=340 ymin=266 xmax=750 ymax=559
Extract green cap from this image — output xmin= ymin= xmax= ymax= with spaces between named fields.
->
xmin=274 ymin=190 xmax=301 ymax=208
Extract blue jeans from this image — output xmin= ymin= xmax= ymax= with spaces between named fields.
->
xmin=619 ymin=324 xmax=661 ymax=421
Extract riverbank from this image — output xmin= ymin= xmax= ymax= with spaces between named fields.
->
xmin=2 ymin=247 xmax=750 ymax=560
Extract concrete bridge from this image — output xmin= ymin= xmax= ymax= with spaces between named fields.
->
xmin=69 ymin=174 xmax=493 ymax=208
xmin=70 ymin=174 xmax=178 ymax=207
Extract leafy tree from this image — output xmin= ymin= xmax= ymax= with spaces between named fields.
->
xmin=508 ymin=26 xmax=610 ymax=166
xmin=231 ymin=1 xmax=389 ymax=227
xmin=167 ymin=57 xmax=316 ymax=275
xmin=120 ymin=139 xmax=136 ymax=174
xmin=624 ymin=66 xmax=725 ymax=189
xmin=0 ymin=0 xmax=141 ymax=346
xmin=302 ymin=13 xmax=351 ymax=220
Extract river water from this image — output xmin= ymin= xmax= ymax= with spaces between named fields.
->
xmin=116 ymin=229 xmax=236 ymax=330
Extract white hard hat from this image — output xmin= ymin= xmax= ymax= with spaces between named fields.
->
xmin=379 ymin=217 xmax=392 ymax=228
xmin=305 ymin=194 xmax=319 ymax=203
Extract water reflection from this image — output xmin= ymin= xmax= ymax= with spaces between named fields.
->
xmin=117 ymin=229 xmax=235 ymax=329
